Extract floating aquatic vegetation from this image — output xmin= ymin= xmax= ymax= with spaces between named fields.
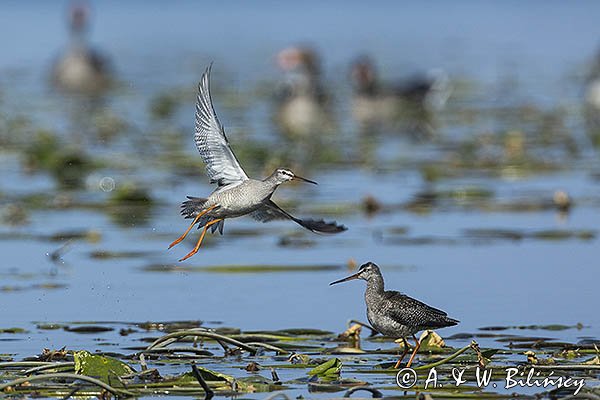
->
xmin=141 ymin=263 xmax=342 ymax=274
xmin=36 ymin=324 xmax=67 ymax=330
xmin=0 ymin=112 xmax=33 ymax=148
xmin=22 ymin=130 xmax=61 ymax=172
xmin=307 ymin=358 xmax=342 ymax=381
xmin=0 ymin=283 xmax=68 ymax=293
xmin=136 ymin=320 xmax=203 ymax=333
xmin=0 ymin=203 xmax=28 ymax=226
xmin=418 ymin=330 xmax=447 ymax=351
xmin=464 ymin=228 xmax=595 ymax=243
xmin=0 ymin=321 xmax=597 ymax=398
xmin=74 ymin=350 xmax=135 ymax=383
xmin=149 ymin=92 xmax=181 ymax=120
xmin=0 ymin=328 xmax=27 ymax=334
xmin=227 ymin=139 xmax=274 ymax=173
xmin=480 ymin=324 xmax=585 ymax=332
xmin=48 ymin=229 xmax=101 ymax=243
xmin=361 ymin=195 xmax=382 ymax=216
xmin=89 ymin=250 xmax=154 ymax=259
xmin=64 ymin=326 xmax=114 ymax=334
xmin=22 ymin=130 xmax=97 ymax=188
xmin=277 ymin=234 xmax=317 ymax=248
xmin=109 ymin=183 xmax=153 ymax=205
xmin=92 ymin=108 xmax=128 ymax=140
xmin=107 ymin=183 xmax=154 ymax=227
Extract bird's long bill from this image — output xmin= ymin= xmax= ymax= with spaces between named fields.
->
xmin=293 ymin=175 xmax=318 ymax=185
xmin=329 ymin=272 xmax=360 ymax=286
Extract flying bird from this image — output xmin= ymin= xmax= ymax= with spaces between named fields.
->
xmin=169 ymin=65 xmax=346 ymax=261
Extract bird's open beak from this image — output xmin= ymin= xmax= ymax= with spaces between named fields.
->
xmin=330 ymin=272 xmax=361 ymax=286
xmin=293 ymin=175 xmax=318 ymax=185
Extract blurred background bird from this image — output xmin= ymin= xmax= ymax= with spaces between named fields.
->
xmin=350 ymin=55 xmax=450 ymax=135
xmin=51 ymin=1 xmax=113 ymax=95
xmin=274 ymin=45 xmax=334 ymax=139
xmin=585 ymin=49 xmax=600 ymax=140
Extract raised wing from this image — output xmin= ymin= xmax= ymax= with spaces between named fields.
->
xmin=382 ymin=291 xmax=459 ymax=329
xmin=250 ymin=200 xmax=346 ymax=234
xmin=194 ymin=64 xmax=248 ymax=186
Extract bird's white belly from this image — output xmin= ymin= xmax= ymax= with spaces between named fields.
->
xmin=352 ymin=96 xmax=400 ymax=124
xmin=208 ymin=183 xmax=268 ymax=218
xmin=586 ymin=80 xmax=600 ymax=110
xmin=279 ymin=97 xmax=324 ymax=136
xmin=219 ymin=202 xmax=262 ymax=218
xmin=54 ymin=53 xmax=108 ymax=93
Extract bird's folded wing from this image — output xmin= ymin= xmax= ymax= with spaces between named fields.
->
xmin=383 ymin=291 xmax=455 ymax=328
xmin=250 ymin=200 xmax=346 ymax=234
xmin=194 ymin=64 xmax=249 ymax=186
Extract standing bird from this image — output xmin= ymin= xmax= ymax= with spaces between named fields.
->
xmin=585 ymin=49 xmax=600 ymax=147
xmin=169 ymin=65 xmax=346 ymax=261
xmin=51 ymin=2 xmax=112 ymax=94
xmin=274 ymin=46 xmax=333 ymax=138
xmin=350 ymin=55 xmax=450 ymax=128
xmin=330 ymin=262 xmax=458 ymax=368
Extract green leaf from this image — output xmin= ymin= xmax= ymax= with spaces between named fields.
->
xmin=187 ymin=365 xmax=234 ymax=384
xmin=307 ymin=358 xmax=342 ymax=381
xmin=73 ymin=350 xmax=135 ymax=384
xmin=480 ymin=349 xmax=499 ymax=359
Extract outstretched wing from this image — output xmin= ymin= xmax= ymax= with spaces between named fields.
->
xmin=250 ymin=200 xmax=346 ymax=234
xmin=194 ymin=64 xmax=249 ymax=186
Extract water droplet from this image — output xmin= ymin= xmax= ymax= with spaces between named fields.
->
xmin=99 ymin=177 xmax=115 ymax=192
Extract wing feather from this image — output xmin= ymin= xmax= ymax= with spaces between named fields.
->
xmin=382 ymin=291 xmax=459 ymax=329
xmin=250 ymin=200 xmax=346 ymax=234
xmin=194 ymin=64 xmax=248 ymax=186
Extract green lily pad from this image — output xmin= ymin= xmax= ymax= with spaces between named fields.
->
xmin=73 ymin=350 xmax=135 ymax=383
xmin=307 ymin=358 xmax=342 ymax=381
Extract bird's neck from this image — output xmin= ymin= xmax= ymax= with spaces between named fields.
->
xmin=69 ymin=31 xmax=87 ymax=51
xmin=262 ymin=175 xmax=283 ymax=195
xmin=357 ymin=80 xmax=378 ymax=96
xmin=264 ymin=173 xmax=279 ymax=185
xmin=366 ymin=275 xmax=385 ymax=296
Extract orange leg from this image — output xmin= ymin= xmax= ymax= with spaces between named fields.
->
xmin=179 ymin=218 xmax=223 ymax=262
xmin=169 ymin=205 xmax=217 ymax=249
xmin=393 ymin=337 xmax=411 ymax=369
xmin=405 ymin=334 xmax=421 ymax=368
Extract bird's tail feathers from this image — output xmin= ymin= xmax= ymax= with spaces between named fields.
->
xmin=181 ymin=196 xmax=208 ymax=219
xmin=432 ymin=316 xmax=459 ymax=329
xmin=210 ymin=219 xmax=225 ymax=235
